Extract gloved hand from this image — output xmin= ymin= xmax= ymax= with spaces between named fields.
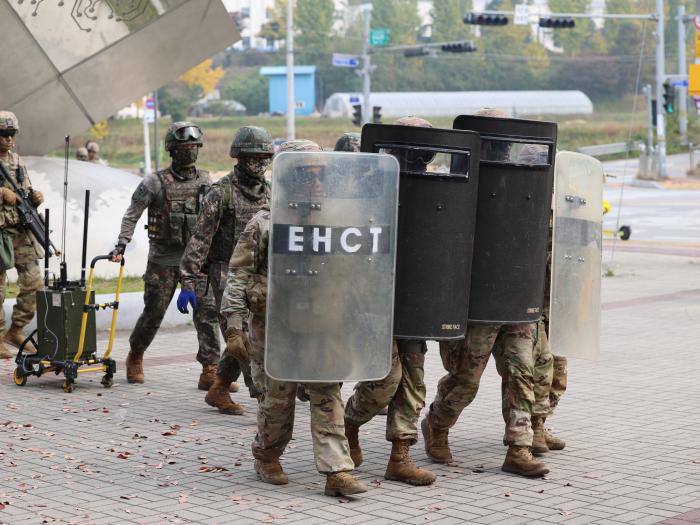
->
xmin=226 ymin=329 xmax=251 ymax=365
xmin=0 ymin=187 xmax=16 ymax=206
xmin=30 ymin=190 xmax=44 ymax=206
xmin=109 ymin=243 xmax=125 ymax=262
xmin=177 ymin=289 xmax=197 ymax=313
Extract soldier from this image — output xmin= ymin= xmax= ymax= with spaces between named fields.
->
xmin=221 ymin=139 xmax=367 ymax=497
xmin=76 ymin=147 xmax=89 ymax=161
xmin=0 ymin=111 xmax=44 ymax=358
xmin=178 ymin=126 xmax=273 ymax=415
xmin=333 ymin=132 xmax=360 ymax=153
xmin=109 ymin=122 xmax=219 ymax=388
xmin=422 ymin=108 xmax=550 ymax=477
xmin=85 ymin=141 xmax=107 ymax=165
xmin=344 ymin=117 xmax=437 ymax=486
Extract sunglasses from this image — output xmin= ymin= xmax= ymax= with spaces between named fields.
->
xmin=0 ymin=130 xmax=17 ymax=139
xmin=173 ymin=126 xmax=203 ymax=142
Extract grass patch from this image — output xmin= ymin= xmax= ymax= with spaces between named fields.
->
xmin=3 ymin=276 xmax=144 ymax=299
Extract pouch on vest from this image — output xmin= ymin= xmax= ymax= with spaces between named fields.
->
xmin=0 ymin=230 xmax=15 ymax=271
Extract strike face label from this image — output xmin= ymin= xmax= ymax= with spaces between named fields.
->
xmin=272 ymin=224 xmax=391 ymax=255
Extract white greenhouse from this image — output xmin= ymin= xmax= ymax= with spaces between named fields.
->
xmin=322 ymin=91 xmax=593 ymax=119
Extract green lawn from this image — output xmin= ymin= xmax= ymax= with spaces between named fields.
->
xmin=3 ymin=276 xmax=145 ymax=299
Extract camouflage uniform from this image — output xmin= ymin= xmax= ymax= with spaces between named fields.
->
xmin=180 ymin=166 xmax=270 ymax=391
xmin=220 ymin=207 xmax=354 ymax=474
xmin=117 ymin=166 xmax=218 ymax=364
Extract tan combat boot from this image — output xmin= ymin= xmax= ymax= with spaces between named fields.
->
xmin=531 ymin=416 xmax=549 ymax=455
xmin=385 ymin=440 xmax=436 ymax=486
xmin=205 ymin=377 xmax=244 ymax=415
xmin=6 ymin=324 xmax=37 ymax=355
xmin=254 ymin=459 xmax=288 ymax=485
xmin=324 ymin=472 xmax=368 ymax=497
xmin=543 ymin=418 xmax=566 ymax=450
xmin=125 ymin=350 xmax=144 ymax=384
xmin=421 ymin=418 xmax=452 ymax=463
xmin=230 ymin=382 xmax=240 ymax=393
xmin=198 ymin=364 xmax=217 ymax=391
xmin=344 ymin=419 xmax=363 ymax=467
xmin=0 ymin=337 xmax=13 ymax=359
xmin=501 ymin=446 xmax=550 ymax=477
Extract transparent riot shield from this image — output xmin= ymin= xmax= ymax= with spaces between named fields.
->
xmin=265 ymin=152 xmax=400 ymax=382
xmin=549 ymin=151 xmax=603 ymax=360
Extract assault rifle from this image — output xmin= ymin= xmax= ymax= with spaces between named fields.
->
xmin=0 ymin=162 xmax=58 ymax=256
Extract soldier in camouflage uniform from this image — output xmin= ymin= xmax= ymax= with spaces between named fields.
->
xmin=110 ymin=122 xmax=219 ymax=388
xmin=0 ymin=111 xmax=44 ymax=358
xmin=344 ymin=117 xmax=436 ymax=486
xmin=334 ymin=132 xmax=360 ymax=153
xmin=178 ymin=126 xmax=273 ymax=415
xmin=422 ymin=108 xmax=550 ymax=477
xmin=220 ymin=140 xmax=367 ymax=497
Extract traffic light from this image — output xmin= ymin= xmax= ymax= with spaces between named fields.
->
xmin=662 ymin=81 xmax=675 ymax=113
xmin=404 ymin=46 xmax=430 ymax=57
xmin=463 ymin=12 xmax=508 ymax=26
xmin=372 ymin=106 xmax=382 ymax=124
xmin=538 ymin=17 xmax=575 ymax=28
xmin=352 ymin=104 xmax=362 ymax=126
xmin=441 ymin=41 xmax=477 ymax=53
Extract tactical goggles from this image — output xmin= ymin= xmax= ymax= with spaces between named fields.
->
xmin=0 ymin=130 xmax=17 ymax=138
xmin=293 ymin=166 xmax=326 ymax=185
xmin=173 ymin=126 xmax=203 ymax=142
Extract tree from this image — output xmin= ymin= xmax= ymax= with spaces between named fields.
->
xmin=179 ymin=59 xmax=225 ymax=96
xmin=431 ymin=0 xmax=472 ymax=42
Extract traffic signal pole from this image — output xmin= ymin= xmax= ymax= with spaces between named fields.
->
xmin=286 ymin=0 xmax=295 ymax=140
xmin=655 ymin=0 xmax=666 ymax=178
xmin=361 ymin=4 xmax=372 ymax=126
xmin=678 ymin=4 xmax=688 ymax=145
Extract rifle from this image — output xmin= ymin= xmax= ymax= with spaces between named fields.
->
xmin=0 ymin=162 xmax=59 ymax=256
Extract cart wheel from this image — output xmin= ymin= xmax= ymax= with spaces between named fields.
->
xmin=101 ymin=374 xmax=113 ymax=388
xmin=62 ymin=381 xmax=74 ymax=393
xmin=619 ymin=225 xmax=631 ymax=241
xmin=13 ymin=368 xmax=26 ymax=386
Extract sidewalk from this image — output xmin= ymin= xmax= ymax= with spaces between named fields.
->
xmin=0 ymin=247 xmax=699 ymax=525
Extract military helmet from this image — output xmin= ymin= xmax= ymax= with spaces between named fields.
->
xmin=394 ymin=116 xmax=432 ymax=128
xmin=76 ymin=147 xmax=89 ymax=161
xmin=0 ymin=111 xmax=19 ymax=131
xmin=164 ymin=121 xmax=203 ymax=152
xmin=475 ymin=107 xmax=510 ymax=118
xmin=86 ymin=141 xmax=100 ymax=153
xmin=229 ymin=126 xmax=273 ymax=158
xmin=334 ymin=132 xmax=361 ymax=152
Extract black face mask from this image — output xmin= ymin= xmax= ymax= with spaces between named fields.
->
xmin=171 ymin=147 xmax=199 ymax=168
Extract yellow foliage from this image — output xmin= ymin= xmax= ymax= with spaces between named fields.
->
xmin=180 ymin=59 xmax=225 ymax=95
xmin=89 ymin=120 xmax=109 ymax=141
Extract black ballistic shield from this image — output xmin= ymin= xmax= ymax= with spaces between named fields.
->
xmin=361 ymin=124 xmax=480 ymax=340
xmin=453 ymin=115 xmax=557 ymax=324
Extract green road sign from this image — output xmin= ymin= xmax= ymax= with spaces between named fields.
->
xmin=370 ymin=29 xmax=389 ymax=47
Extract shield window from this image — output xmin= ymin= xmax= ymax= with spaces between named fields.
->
xmin=376 ymin=145 xmax=471 ymax=178
xmin=480 ymin=138 xmax=552 ymax=166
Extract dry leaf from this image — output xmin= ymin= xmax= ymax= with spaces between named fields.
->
xmin=178 ymin=493 xmax=188 ymax=504
xmin=559 ymin=510 xmax=572 ymax=516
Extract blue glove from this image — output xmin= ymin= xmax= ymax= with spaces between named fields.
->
xmin=177 ymin=290 xmax=197 ymax=314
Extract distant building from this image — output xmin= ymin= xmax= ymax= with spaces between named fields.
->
xmin=260 ymin=66 xmax=316 ymax=116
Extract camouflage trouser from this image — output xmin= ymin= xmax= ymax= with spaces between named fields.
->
xmin=0 ymin=231 xmax=42 ymax=331
xmin=345 ymin=340 xmax=427 ymax=444
xmin=532 ymin=321 xmax=554 ymax=418
xmin=129 ymin=261 xmax=220 ymax=365
xmin=532 ymin=320 xmax=568 ymax=416
xmin=428 ymin=323 xmax=538 ymax=447
xmin=250 ymin=356 xmax=354 ymax=474
xmin=208 ymin=262 xmax=257 ymax=396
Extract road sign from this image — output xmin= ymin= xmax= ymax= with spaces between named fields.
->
xmin=349 ymin=96 xmax=360 ymax=104
xmin=690 ymin=64 xmax=700 ymax=96
xmin=370 ymin=28 xmax=389 ymax=47
xmin=145 ymin=97 xmax=155 ymax=110
xmin=514 ymin=4 xmax=529 ymax=25
xmin=332 ymin=53 xmax=360 ymax=68
xmin=695 ymin=32 xmax=700 ymax=57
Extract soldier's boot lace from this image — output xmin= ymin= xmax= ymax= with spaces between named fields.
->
xmin=6 ymin=324 xmax=36 ymax=355
xmin=0 ymin=336 xmax=13 ymax=359
xmin=205 ymin=376 xmax=244 ymax=415
xmin=324 ymin=472 xmax=368 ymax=497
xmin=501 ymin=446 xmax=550 ymax=477
xmin=198 ymin=364 xmax=218 ymax=391
xmin=543 ymin=418 xmax=566 ymax=450
xmin=344 ymin=419 xmax=363 ymax=467
xmin=421 ymin=417 xmax=452 ymax=463
xmin=531 ymin=416 xmax=549 ymax=455
xmin=385 ymin=440 xmax=436 ymax=486
xmin=254 ymin=459 xmax=288 ymax=485
xmin=125 ymin=349 xmax=145 ymax=384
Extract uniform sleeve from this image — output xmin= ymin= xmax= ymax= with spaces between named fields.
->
xmin=179 ymin=187 xmax=223 ymax=292
xmin=117 ymin=176 xmax=158 ymax=246
xmin=220 ymin=215 xmax=266 ymax=331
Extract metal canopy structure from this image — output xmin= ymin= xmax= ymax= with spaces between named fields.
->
xmin=1 ymin=0 xmax=239 ymax=155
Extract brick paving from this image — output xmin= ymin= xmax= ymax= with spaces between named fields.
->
xmin=1 ymin=246 xmax=699 ymax=525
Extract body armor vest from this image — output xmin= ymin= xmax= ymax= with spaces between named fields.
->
xmin=207 ymin=173 xmax=270 ymax=264
xmin=147 ymin=168 xmax=209 ymax=247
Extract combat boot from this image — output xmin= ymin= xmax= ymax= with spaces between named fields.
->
xmin=501 ymin=446 xmax=550 ymax=477
xmin=125 ymin=349 xmax=144 ymax=384
xmin=344 ymin=419 xmax=363 ymax=467
xmin=6 ymin=324 xmax=36 ymax=355
xmin=205 ymin=377 xmax=244 ymax=415
xmin=0 ymin=337 xmax=12 ymax=359
xmin=543 ymin=419 xmax=566 ymax=450
xmin=254 ymin=459 xmax=288 ymax=485
xmin=385 ymin=440 xmax=436 ymax=486
xmin=324 ymin=472 xmax=368 ymax=497
xmin=198 ymin=364 xmax=217 ymax=391
xmin=421 ymin=417 xmax=452 ymax=463
xmin=531 ymin=416 xmax=549 ymax=455
xmin=230 ymin=382 xmax=240 ymax=393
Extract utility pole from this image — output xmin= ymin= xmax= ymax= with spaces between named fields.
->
xmin=153 ymin=90 xmax=159 ymax=172
xmin=286 ymin=0 xmax=295 ymax=140
xmin=142 ymin=96 xmax=151 ymax=176
xmin=655 ymin=0 xmax=666 ymax=179
xmin=678 ymin=4 xmax=688 ymax=145
xmin=360 ymin=4 xmax=372 ymax=125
